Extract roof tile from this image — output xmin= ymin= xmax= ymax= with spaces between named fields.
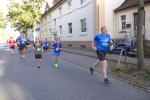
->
xmin=115 ymin=0 xmax=150 ymax=12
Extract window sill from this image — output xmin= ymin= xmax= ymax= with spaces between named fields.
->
xmin=119 ymin=30 xmax=127 ymax=33
xmin=79 ymin=33 xmax=88 ymax=36
xmin=67 ymin=34 xmax=73 ymax=37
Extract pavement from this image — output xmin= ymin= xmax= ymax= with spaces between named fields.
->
xmin=60 ymin=47 xmax=150 ymax=67
xmin=0 ymin=45 xmax=150 ymax=100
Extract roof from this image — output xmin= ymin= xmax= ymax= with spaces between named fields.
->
xmin=53 ymin=0 xmax=62 ymax=5
xmin=115 ymin=0 xmax=150 ymax=12
xmin=41 ymin=0 xmax=65 ymax=17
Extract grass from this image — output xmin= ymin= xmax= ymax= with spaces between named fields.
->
xmin=111 ymin=66 xmax=150 ymax=87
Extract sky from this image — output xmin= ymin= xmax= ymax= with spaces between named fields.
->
xmin=0 ymin=0 xmax=22 ymax=17
xmin=0 ymin=0 xmax=10 ymax=16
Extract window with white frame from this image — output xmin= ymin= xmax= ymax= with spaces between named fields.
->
xmin=80 ymin=0 xmax=86 ymax=5
xmin=68 ymin=0 xmax=72 ymax=10
xmin=59 ymin=26 xmax=62 ymax=34
xmin=68 ymin=23 xmax=72 ymax=34
xmin=59 ymin=7 xmax=62 ymax=16
xmin=81 ymin=18 xmax=87 ymax=32
xmin=121 ymin=15 xmax=126 ymax=30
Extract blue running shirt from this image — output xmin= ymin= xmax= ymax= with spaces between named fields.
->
xmin=94 ymin=34 xmax=112 ymax=53
xmin=43 ymin=41 xmax=49 ymax=48
xmin=52 ymin=43 xmax=62 ymax=52
xmin=17 ymin=36 xmax=26 ymax=47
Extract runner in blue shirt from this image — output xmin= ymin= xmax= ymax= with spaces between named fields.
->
xmin=90 ymin=26 xmax=113 ymax=84
xmin=16 ymin=32 xmax=27 ymax=58
xmin=52 ymin=38 xmax=62 ymax=68
xmin=43 ymin=38 xmax=50 ymax=51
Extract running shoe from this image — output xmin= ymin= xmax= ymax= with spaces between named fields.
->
xmin=37 ymin=65 xmax=40 ymax=68
xmin=53 ymin=62 xmax=59 ymax=69
xmin=104 ymin=78 xmax=110 ymax=84
xmin=89 ymin=67 xmax=94 ymax=75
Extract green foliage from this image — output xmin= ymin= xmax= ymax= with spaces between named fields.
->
xmin=0 ymin=12 xmax=5 ymax=29
xmin=7 ymin=0 xmax=44 ymax=33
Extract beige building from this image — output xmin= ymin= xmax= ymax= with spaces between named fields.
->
xmin=96 ymin=0 xmax=124 ymax=37
xmin=114 ymin=0 xmax=150 ymax=56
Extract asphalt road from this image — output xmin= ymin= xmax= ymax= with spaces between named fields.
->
xmin=0 ymin=45 xmax=149 ymax=100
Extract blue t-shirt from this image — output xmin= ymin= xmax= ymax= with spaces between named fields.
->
xmin=43 ymin=41 xmax=49 ymax=47
xmin=17 ymin=36 xmax=26 ymax=47
xmin=52 ymin=43 xmax=62 ymax=52
xmin=94 ymin=34 xmax=112 ymax=52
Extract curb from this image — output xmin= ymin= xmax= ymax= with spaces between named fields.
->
xmin=108 ymin=73 xmax=150 ymax=93
xmin=61 ymin=49 xmax=137 ymax=66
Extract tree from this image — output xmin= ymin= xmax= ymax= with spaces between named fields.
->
xmin=137 ymin=0 xmax=145 ymax=70
xmin=7 ymin=0 xmax=44 ymax=33
xmin=0 ymin=12 xmax=5 ymax=29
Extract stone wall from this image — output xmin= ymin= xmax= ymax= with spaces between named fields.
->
xmin=61 ymin=41 xmax=92 ymax=50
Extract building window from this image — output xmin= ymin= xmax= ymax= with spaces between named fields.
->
xmin=81 ymin=18 xmax=87 ymax=32
xmin=68 ymin=23 xmax=72 ymax=34
xmin=59 ymin=7 xmax=62 ymax=16
xmin=54 ymin=19 xmax=56 ymax=27
xmin=121 ymin=15 xmax=126 ymax=30
xmin=59 ymin=26 xmax=62 ymax=34
xmin=68 ymin=0 xmax=72 ymax=10
xmin=80 ymin=0 xmax=86 ymax=5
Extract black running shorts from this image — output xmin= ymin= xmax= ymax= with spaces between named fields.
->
xmin=35 ymin=54 xmax=42 ymax=59
xmin=10 ymin=46 xmax=15 ymax=49
xmin=19 ymin=46 xmax=26 ymax=51
xmin=96 ymin=50 xmax=107 ymax=61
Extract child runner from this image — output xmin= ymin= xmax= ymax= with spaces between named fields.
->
xmin=52 ymin=38 xmax=62 ymax=68
xmin=90 ymin=26 xmax=113 ymax=84
xmin=8 ymin=37 xmax=16 ymax=56
xmin=43 ymin=38 xmax=50 ymax=51
xmin=33 ymin=38 xmax=42 ymax=68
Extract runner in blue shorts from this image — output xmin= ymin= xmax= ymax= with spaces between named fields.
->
xmin=16 ymin=32 xmax=27 ymax=58
xmin=43 ymin=38 xmax=50 ymax=51
xmin=52 ymin=38 xmax=62 ymax=68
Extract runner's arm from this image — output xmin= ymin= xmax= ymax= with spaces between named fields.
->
xmin=109 ymin=35 xmax=113 ymax=46
xmin=110 ymin=40 xmax=113 ymax=46
xmin=91 ymin=41 xmax=97 ymax=51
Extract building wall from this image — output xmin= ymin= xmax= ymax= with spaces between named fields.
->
xmin=104 ymin=0 xmax=124 ymax=38
xmin=115 ymin=4 xmax=150 ymax=40
xmin=98 ymin=0 xmax=124 ymax=37
xmin=40 ymin=0 xmax=95 ymax=49
xmin=40 ymin=0 xmax=128 ymax=49
xmin=115 ymin=8 xmax=137 ymax=38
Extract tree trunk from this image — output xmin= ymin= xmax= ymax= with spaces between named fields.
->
xmin=137 ymin=0 xmax=145 ymax=70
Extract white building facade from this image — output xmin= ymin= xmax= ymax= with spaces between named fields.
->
xmin=40 ymin=0 xmax=125 ymax=49
xmin=40 ymin=0 xmax=95 ymax=49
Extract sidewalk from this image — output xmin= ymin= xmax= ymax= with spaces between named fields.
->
xmin=61 ymin=47 xmax=150 ymax=67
